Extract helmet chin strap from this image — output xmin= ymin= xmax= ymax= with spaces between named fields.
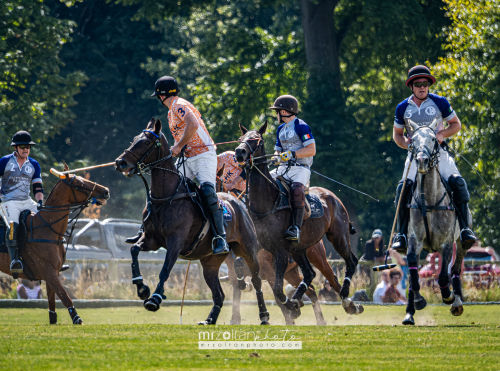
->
xmin=278 ymin=110 xmax=294 ymax=123
xmin=158 ymin=96 xmax=170 ymax=108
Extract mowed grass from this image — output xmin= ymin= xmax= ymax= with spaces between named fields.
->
xmin=0 ymin=305 xmax=499 ymax=370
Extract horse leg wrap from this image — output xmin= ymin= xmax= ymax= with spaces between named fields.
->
xmin=49 ymin=310 xmax=57 ymax=325
xmin=452 ymin=274 xmax=463 ymax=299
xmin=234 ymin=257 xmax=248 ymax=290
xmin=406 ymin=290 xmax=416 ymax=316
xmin=339 ymin=276 xmax=352 ymax=299
xmin=255 ymin=290 xmax=269 ymax=321
xmin=130 ymin=245 xmax=142 ymax=279
xmin=68 ymin=307 xmax=82 ymax=325
xmin=136 ymin=282 xmax=151 ymax=301
xmin=206 ymin=305 xmax=221 ymax=325
xmin=291 ymin=282 xmax=308 ymax=302
xmin=438 ymin=275 xmax=453 ymax=303
xmin=407 ymin=252 xmax=420 ymax=292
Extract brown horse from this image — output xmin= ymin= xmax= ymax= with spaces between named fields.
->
xmin=216 ymin=167 xmax=340 ymax=325
xmin=114 ymin=118 xmax=269 ymax=325
xmin=0 ymin=166 xmax=110 ymax=324
xmin=234 ymin=122 xmax=363 ymax=321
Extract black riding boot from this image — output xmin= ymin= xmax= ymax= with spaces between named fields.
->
xmin=200 ymin=183 xmax=229 ymax=255
xmin=284 ymin=182 xmax=306 ymax=242
xmin=391 ymin=179 xmax=414 ymax=253
xmin=6 ymin=222 xmax=23 ymax=275
xmin=449 ymin=174 xmax=477 ymax=249
xmin=125 ymin=224 xmax=144 ymax=244
xmin=284 ymin=207 xmax=305 ymax=242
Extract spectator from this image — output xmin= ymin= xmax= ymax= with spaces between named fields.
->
xmin=361 ymin=229 xmax=386 ymax=262
xmin=318 ymin=279 xmax=338 ymax=301
xmin=17 ymin=279 xmax=42 ymax=299
xmin=373 ymin=270 xmax=390 ymax=304
xmin=382 ymin=268 xmax=407 ymax=305
xmin=390 ymin=249 xmax=409 ymax=289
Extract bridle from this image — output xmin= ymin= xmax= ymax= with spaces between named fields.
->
xmin=408 ymin=126 xmax=440 ymax=170
xmin=125 ymin=130 xmax=173 ymax=175
xmin=29 ymin=175 xmax=104 ymax=246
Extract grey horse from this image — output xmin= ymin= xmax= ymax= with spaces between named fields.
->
xmin=403 ymin=118 xmax=466 ymax=325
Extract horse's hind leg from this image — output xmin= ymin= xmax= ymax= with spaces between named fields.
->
xmin=198 ymin=254 xmax=228 ymax=325
xmin=284 ymin=267 xmax=326 ymax=326
xmin=307 ymin=240 xmax=341 ymax=293
xmin=225 ymin=252 xmax=242 ymax=325
xmin=46 ymin=283 xmax=57 ymax=325
xmin=407 ymin=240 xmax=426 ymax=311
xmin=326 ymin=230 xmax=363 ymax=314
xmin=450 ymin=241 xmax=465 ymax=316
xmin=273 ymin=247 xmax=301 ymax=319
xmin=42 ymin=267 xmax=82 ymax=325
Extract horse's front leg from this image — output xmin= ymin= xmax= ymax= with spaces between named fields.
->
xmin=143 ymin=235 xmax=181 ymax=312
xmin=46 ymin=283 xmax=57 ymax=325
xmin=450 ymin=241 xmax=466 ymax=316
xmin=438 ymin=244 xmax=455 ymax=305
xmin=274 ymin=248 xmax=301 ymax=319
xmin=407 ymin=237 xmax=426 ymax=311
xmin=130 ymin=237 xmax=153 ymax=300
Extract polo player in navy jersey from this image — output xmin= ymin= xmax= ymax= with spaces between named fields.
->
xmin=391 ymin=65 xmax=477 ymax=254
xmin=0 ymin=131 xmax=44 ymax=274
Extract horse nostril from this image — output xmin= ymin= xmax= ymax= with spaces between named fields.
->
xmin=104 ymin=190 xmax=110 ymax=199
xmin=119 ymin=160 xmax=128 ymax=169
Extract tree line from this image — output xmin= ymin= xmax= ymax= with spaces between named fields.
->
xmin=1 ymin=0 xmax=498 ymax=254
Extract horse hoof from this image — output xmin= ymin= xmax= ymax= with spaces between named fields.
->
xmin=443 ymin=292 xmax=455 ymax=305
xmin=341 ymin=298 xmax=357 ymax=315
xmin=137 ymin=284 xmax=151 ymax=301
xmin=318 ymin=320 xmax=327 ymax=326
xmin=260 ymin=320 xmax=270 ymax=326
xmin=451 ymin=305 xmax=464 ymax=316
xmin=197 ymin=320 xmax=215 ymax=325
xmin=402 ymin=313 xmax=415 ymax=326
xmin=229 ymin=319 xmax=241 ymax=325
xmin=414 ymin=296 xmax=427 ymax=311
xmin=355 ymin=304 xmax=364 ymax=315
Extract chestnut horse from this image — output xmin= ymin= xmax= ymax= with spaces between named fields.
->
xmin=234 ymin=122 xmax=363 ymax=321
xmin=115 ymin=118 xmax=269 ymax=325
xmin=216 ymin=167 xmax=341 ymax=325
xmin=0 ymin=166 xmax=110 ymax=324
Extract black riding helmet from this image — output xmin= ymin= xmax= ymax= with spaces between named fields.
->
xmin=151 ymin=76 xmax=179 ymax=98
xmin=406 ymin=65 xmax=436 ymax=87
xmin=269 ymin=95 xmax=299 ymax=114
xmin=11 ymin=131 xmax=36 ymax=146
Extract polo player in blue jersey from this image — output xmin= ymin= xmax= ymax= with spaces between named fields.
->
xmin=391 ymin=65 xmax=477 ymax=253
xmin=269 ymin=95 xmax=316 ymax=243
xmin=0 ymin=131 xmax=44 ymax=274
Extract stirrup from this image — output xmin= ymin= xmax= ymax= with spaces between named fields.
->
xmin=212 ymin=236 xmax=230 ymax=255
xmin=10 ymin=260 xmax=23 ymax=274
xmin=125 ymin=232 xmax=142 ymax=244
xmin=284 ymin=226 xmax=300 ymax=241
xmin=391 ymin=233 xmax=407 ymax=253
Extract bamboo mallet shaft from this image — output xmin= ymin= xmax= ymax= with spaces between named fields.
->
xmin=50 ymin=162 xmax=115 ymax=179
xmin=180 ymin=260 xmax=191 ymax=325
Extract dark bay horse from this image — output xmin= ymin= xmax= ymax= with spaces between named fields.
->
xmin=115 ymin=118 xmax=269 ymax=325
xmin=403 ymin=120 xmax=465 ymax=325
xmin=216 ymin=169 xmax=342 ymax=325
xmin=0 ymin=166 xmax=110 ymax=324
xmin=234 ymin=122 xmax=363 ymax=321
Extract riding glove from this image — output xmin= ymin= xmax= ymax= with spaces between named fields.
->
xmin=280 ymin=151 xmax=296 ymax=162
xmin=37 ymin=200 xmax=43 ymax=211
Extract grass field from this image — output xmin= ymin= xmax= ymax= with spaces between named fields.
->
xmin=1 ymin=305 xmax=499 ymax=370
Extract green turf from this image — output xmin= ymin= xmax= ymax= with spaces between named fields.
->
xmin=1 ymin=306 xmax=499 ymax=370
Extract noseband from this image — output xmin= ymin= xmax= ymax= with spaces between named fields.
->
xmin=238 ymin=134 xmax=264 ymax=169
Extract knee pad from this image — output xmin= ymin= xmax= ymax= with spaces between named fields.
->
xmin=407 ymin=251 xmax=418 ymax=266
xmin=200 ymin=183 xmax=219 ymax=211
xmin=395 ymin=179 xmax=413 ymax=205
xmin=448 ymin=174 xmax=470 ymax=204
xmin=291 ymin=182 xmax=305 ymax=208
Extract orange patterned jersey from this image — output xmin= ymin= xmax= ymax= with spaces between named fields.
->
xmin=217 ymin=151 xmax=246 ymax=192
xmin=168 ymin=97 xmax=215 ymax=158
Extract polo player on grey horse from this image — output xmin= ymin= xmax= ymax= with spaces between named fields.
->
xmin=391 ymin=65 xmax=477 ymax=255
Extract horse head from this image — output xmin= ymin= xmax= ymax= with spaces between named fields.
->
xmin=115 ymin=117 xmax=169 ymax=177
xmin=408 ymin=118 xmax=439 ymax=174
xmin=234 ymin=120 xmax=267 ymax=166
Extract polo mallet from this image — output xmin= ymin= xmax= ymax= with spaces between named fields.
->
xmin=373 ymin=152 xmax=414 ymax=272
xmin=180 ymin=260 xmax=191 ymax=325
xmin=50 ymin=162 xmax=115 ymax=178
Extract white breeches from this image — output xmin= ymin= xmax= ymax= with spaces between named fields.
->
xmin=402 ymin=147 xmax=460 ymax=182
xmin=176 ymin=151 xmax=217 ymax=187
xmin=270 ymin=165 xmax=311 ymax=186
xmin=0 ymin=198 xmax=38 ymax=226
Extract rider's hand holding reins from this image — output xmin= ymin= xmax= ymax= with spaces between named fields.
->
xmin=271 ymin=155 xmax=282 ymax=165
xmin=37 ymin=200 xmax=43 ymax=211
xmin=280 ymin=150 xmax=296 ymax=162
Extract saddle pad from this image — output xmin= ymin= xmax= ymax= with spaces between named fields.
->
xmin=219 ymin=199 xmax=233 ymax=223
xmin=276 ymin=177 xmax=324 ymax=219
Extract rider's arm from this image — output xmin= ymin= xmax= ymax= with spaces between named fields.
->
xmin=33 ymin=182 xmax=43 ymax=202
xmin=436 ymin=115 xmax=461 ymax=143
xmin=175 ymin=112 xmax=200 ymax=149
xmin=393 ymin=127 xmax=411 ymax=149
xmin=31 ymin=159 xmax=43 ymax=202
xmin=294 ymin=143 xmax=316 ymax=158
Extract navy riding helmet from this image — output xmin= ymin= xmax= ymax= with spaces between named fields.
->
xmin=405 ymin=65 xmax=436 ymax=87
xmin=11 ymin=131 xmax=36 ymax=146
